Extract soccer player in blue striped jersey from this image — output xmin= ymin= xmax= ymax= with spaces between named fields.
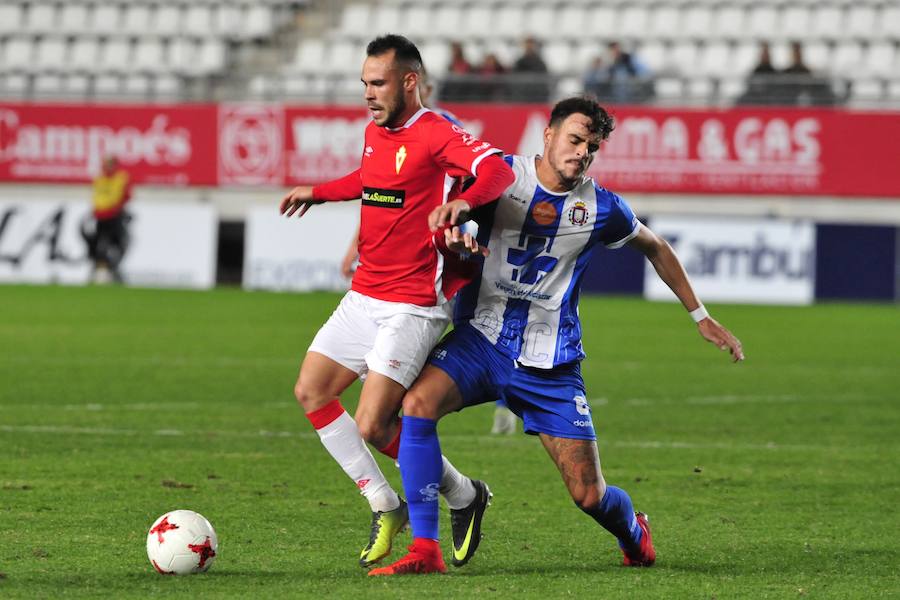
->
xmin=369 ymin=96 xmax=744 ymax=576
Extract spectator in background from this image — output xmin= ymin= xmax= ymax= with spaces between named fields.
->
xmin=476 ymin=52 xmax=508 ymax=101
xmin=512 ymin=36 xmax=550 ymax=102
xmin=442 ymin=41 xmax=474 ymax=102
xmin=582 ymin=56 xmax=609 ymax=98
xmin=85 ymin=155 xmax=132 ymax=284
xmin=448 ymin=41 xmax=471 ymax=75
xmin=606 ymin=42 xmax=654 ymax=103
xmin=739 ymin=41 xmax=785 ymax=105
xmin=739 ymin=41 xmax=837 ymax=106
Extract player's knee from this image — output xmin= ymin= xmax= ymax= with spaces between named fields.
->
xmin=294 ymin=380 xmax=328 ymax=412
xmin=401 ymin=387 xmax=439 ymax=420
xmin=356 ymin=418 xmax=390 ymax=447
xmin=572 ymin=483 xmax=606 ymax=512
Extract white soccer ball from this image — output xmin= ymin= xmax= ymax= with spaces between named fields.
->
xmin=146 ymin=510 xmax=218 ymax=575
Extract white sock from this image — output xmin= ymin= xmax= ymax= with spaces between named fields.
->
xmin=315 ymin=411 xmax=400 ymax=513
xmin=439 ymin=455 xmax=476 ymax=510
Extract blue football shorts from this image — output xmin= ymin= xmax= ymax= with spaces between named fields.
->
xmin=428 ymin=323 xmax=596 ymax=441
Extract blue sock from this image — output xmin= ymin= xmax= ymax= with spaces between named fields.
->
xmin=495 ymin=398 xmax=508 ymax=409
xmin=582 ymin=486 xmax=643 ymax=552
xmin=399 ymin=415 xmax=443 ymax=541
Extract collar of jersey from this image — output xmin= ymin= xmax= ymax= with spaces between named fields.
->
xmin=386 ymin=107 xmax=431 ymax=131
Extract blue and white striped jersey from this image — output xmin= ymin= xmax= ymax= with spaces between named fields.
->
xmin=455 ymin=154 xmax=641 ymax=369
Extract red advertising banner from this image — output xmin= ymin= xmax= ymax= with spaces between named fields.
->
xmin=0 ymin=102 xmax=217 ymax=185
xmin=2 ymin=101 xmax=899 ymax=197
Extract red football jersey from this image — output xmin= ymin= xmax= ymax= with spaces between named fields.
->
xmin=353 ymin=108 xmax=499 ymax=306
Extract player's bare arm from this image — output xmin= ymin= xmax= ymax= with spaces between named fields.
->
xmin=628 ymin=224 xmax=745 ymax=362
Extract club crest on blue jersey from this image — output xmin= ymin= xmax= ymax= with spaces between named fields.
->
xmin=568 ymin=201 xmax=590 ymax=226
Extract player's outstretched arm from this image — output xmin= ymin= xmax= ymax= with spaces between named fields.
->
xmin=628 ymin=224 xmax=745 ymax=362
xmin=280 ymin=169 xmax=363 ymax=219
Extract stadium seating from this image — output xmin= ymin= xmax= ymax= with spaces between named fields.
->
xmin=0 ymin=0 xmax=897 ymax=106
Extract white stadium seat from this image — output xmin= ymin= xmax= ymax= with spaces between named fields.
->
xmin=542 ymin=41 xmax=572 ymax=74
xmin=169 ymin=39 xmax=197 ymax=74
xmin=649 ymin=6 xmax=681 ymax=41
xmin=244 ymin=6 xmax=275 ymax=39
xmin=91 ymin=5 xmax=121 ymax=36
xmin=133 ymin=40 xmax=167 ymax=74
xmin=461 ymin=5 xmax=493 ymax=40
xmin=328 ymin=40 xmax=363 ymax=76
xmin=70 ymin=38 xmax=100 ymax=74
xmin=713 ymin=6 xmax=745 ymax=40
xmin=292 ymin=38 xmax=326 ymax=74
xmin=780 ymin=7 xmax=811 ymax=40
xmin=155 ymin=5 xmax=183 ymax=37
xmin=372 ymin=5 xmax=402 ymax=37
xmin=682 ymin=6 xmax=713 ymax=40
xmin=99 ymin=38 xmax=133 ymax=74
xmin=123 ymin=5 xmax=153 ymax=36
xmin=864 ymin=42 xmax=896 ymax=77
xmin=669 ymin=42 xmax=698 ymax=75
xmin=59 ymin=4 xmax=90 ymax=35
xmin=748 ymin=6 xmax=778 ymax=39
xmin=880 ymin=7 xmax=900 ymax=39
xmin=732 ymin=42 xmax=760 ymax=75
xmin=494 ymin=5 xmax=525 ymax=39
xmin=35 ymin=37 xmax=68 ymax=73
xmin=197 ymin=40 xmax=226 ymax=74
xmin=812 ymin=6 xmax=844 ymax=38
xmin=0 ymin=4 xmax=24 ymax=35
xmin=432 ymin=5 xmax=462 ymax=38
xmin=586 ymin=7 xmax=618 ymax=39
xmin=846 ymin=6 xmax=877 ymax=39
xmin=637 ymin=42 xmax=667 ymax=74
xmin=339 ymin=4 xmax=369 ymax=36
xmin=403 ymin=5 xmax=431 ymax=38
xmin=850 ymin=79 xmax=883 ymax=103
xmin=524 ymin=5 xmax=558 ymax=38
xmin=698 ymin=42 xmax=732 ymax=78
xmin=218 ymin=4 xmax=243 ymax=38
xmin=803 ymin=41 xmax=831 ymax=73
xmin=419 ymin=40 xmax=450 ymax=77
xmin=26 ymin=3 xmax=56 ymax=34
xmin=184 ymin=6 xmax=214 ymax=38
xmin=619 ymin=6 xmax=649 ymax=39
xmin=34 ymin=73 xmax=64 ymax=96
xmin=4 ymin=38 xmax=34 ymax=72
xmin=831 ymin=42 xmax=864 ymax=76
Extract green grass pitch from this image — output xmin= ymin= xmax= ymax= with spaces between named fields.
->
xmin=1 ymin=285 xmax=898 ymax=598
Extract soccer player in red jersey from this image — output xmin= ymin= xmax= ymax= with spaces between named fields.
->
xmin=279 ymin=35 xmax=514 ymax=568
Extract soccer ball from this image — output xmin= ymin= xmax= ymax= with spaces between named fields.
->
xmin=146 ymin=510 xmax=218 ymax=575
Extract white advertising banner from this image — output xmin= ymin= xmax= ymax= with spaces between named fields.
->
xmin=0 ymin=199 xmax=217 ymax=288
xmin=243 ymin=203 xmax=358 ymax=292
xmin=644 ymin=216 xmax=815 ymax=305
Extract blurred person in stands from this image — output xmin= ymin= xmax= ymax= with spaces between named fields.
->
xmin=85 ymin=155 xmax=132 ymax=284
xmin=783 ymin=41 xmax=837 ymax=105
xmin=738 ymin=41 xmax=785 ymax=105
xmin=476 ymin=52 xmax=508 ymax=102
xmin=443 ymin=41 xmax=473 ymax=102
xmin=607 ymin=42 xmax=654 ymax=103
xmin=279 ymin=34 xmax=514 ymax=570
xmin=512 ymin=36 xmax=550 ymax=102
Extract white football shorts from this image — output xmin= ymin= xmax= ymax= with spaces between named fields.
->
xmin=308 ymin=290 xmax=452 ymax=389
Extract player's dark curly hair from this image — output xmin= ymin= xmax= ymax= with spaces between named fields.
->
xmin=367 ymin=34 xmax=423 ymax=74
xmin=549 ymin=96 xmax=615 ymax=141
